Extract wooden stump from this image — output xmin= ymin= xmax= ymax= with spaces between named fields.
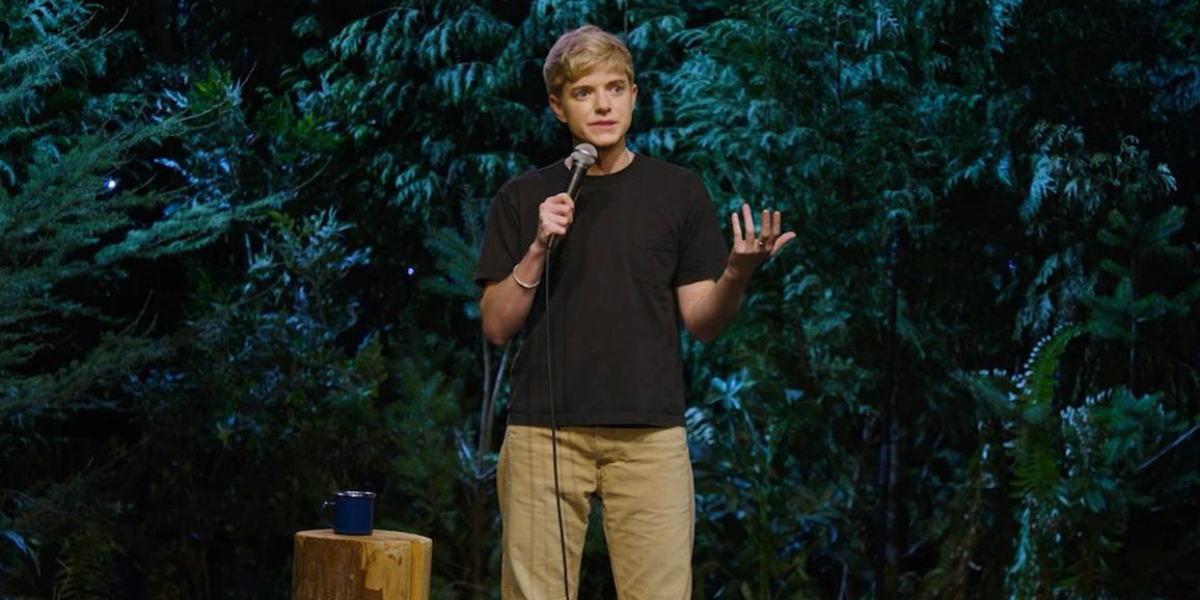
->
xmin=292 ymin=529 xmax=433 ymax=600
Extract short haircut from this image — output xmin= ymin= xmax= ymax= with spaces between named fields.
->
xmin=542 ymin=25 xmax=635 ymax=97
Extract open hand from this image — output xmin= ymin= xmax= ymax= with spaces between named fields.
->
xmin=727 ymin=204 xmax=796 ymax=279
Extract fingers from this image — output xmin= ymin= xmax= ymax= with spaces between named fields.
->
xmin=742 ymin=204 xmax=756 ymax=241
xmin=546 ymin=192 xmax=574 ymax=217
xmin=731 ymin=205 xmax=798 ymax=259
xmin=539 ymin=193 xmax=575 ymax=240
xmin=734 ymin=205 xmax=777 ymax=248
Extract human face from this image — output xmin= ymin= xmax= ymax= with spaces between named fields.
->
xmin=549 ymin=67 xmax=637 ymax=152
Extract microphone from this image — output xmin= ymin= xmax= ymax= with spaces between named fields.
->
xmin=548 ymin=143 xmax=598 ymax=249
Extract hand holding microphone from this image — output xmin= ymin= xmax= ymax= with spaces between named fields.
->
xmin=537 ymin=193 xmax=575 ymax=250
xmin=540 ymin=143 xmax=597 ymax=249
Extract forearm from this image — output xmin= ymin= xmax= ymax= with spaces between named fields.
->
xmin=683 ymin=267 xmax=752 ymax=344
xmin=480 ymin=242 xmax=547 ymax=345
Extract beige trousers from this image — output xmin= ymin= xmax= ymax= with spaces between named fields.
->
xmin=498 ymin=425 xmax=695 ymax=600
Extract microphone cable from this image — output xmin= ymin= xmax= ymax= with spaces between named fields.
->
xmin=542 ymin=244 xmax=571 ymax=600
xmin=540 ymin=143 xmax=595 ymax=600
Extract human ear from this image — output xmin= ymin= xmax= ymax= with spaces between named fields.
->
xmin=548 ymin=94 xmax=567 ymax=123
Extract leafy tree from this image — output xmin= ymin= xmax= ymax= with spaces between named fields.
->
xmin=120 ymin=210 xmax=390 ymax=599
xmin=1 ymin=1 xmax=286 ymax=596
xmin=5 ymin=0 xmax=1200 ymax=598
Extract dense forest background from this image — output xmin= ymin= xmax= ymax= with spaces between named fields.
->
xmin=2 ymin=0 xmax=1198 ymax=598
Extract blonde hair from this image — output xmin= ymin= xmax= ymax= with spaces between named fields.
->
xmin=542 ymin=25 xmax=635 ymax=97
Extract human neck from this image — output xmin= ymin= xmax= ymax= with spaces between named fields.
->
xmin=585 ymin=144 xmax=634 ymax=176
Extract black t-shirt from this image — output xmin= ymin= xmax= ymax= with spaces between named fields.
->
xmin=475 ymin=155 xmax=727 ymax=426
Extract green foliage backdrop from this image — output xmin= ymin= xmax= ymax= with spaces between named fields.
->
xmin=1 ymin=0 xmax=1197 ymax=599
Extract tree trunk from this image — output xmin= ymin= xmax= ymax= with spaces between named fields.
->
xmin=292 ymin=530 xmax=433 ymax=600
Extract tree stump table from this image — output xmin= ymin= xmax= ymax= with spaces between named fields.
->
xmin=292 ymin=529 xmax=433 ymax=600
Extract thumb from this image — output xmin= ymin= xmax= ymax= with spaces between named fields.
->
xmin=773 ymin=232 xmax=798 ymax=254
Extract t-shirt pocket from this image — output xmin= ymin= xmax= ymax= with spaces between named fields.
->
xmin=631 ymin=239 xmax=677 ymax=288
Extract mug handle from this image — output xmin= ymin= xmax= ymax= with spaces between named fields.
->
xmin=320 ymin=500 xmax=336 ymax=528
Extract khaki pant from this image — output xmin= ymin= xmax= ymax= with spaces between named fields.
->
xmin=498 ymin=425 xmax=694 ymax=600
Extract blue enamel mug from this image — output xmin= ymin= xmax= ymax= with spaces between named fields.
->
xmin=321 ymin=490 xmax=376 ymax=535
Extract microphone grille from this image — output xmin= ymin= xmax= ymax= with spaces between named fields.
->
xmin=570 ymin=143 xmax=598 ymax=168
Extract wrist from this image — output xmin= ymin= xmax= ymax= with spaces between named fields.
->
xmin=528 ymin=240 xmax=549 ymax=258
xmin=721 ymin=264 xmax=753 ymax=286
xmin=512 ymin=263 xmax=540 ymax=290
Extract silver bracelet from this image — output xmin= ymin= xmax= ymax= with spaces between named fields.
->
xmin=512 ymin=264 xmax=540 ymax=289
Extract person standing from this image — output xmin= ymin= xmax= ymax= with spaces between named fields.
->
xmin=475 ymin=24 xmax=795 ymax=599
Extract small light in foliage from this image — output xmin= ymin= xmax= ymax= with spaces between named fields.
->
xmin=1006 ymin=258 xmax=1018 ymax=274
xmin=406 ymin=267 xmax=415 ymax=277
xmin=106 ymin=178 xmax=118 ymax=191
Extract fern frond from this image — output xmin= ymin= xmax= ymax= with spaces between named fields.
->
xmin=1016 ymin=324 xmax=1082 ymax=408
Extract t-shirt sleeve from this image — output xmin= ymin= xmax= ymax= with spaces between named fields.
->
xmin=475 ymin=184 xmax=524 ymax=286
xmin=673 ymin=177 xmax=729 ymax=286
